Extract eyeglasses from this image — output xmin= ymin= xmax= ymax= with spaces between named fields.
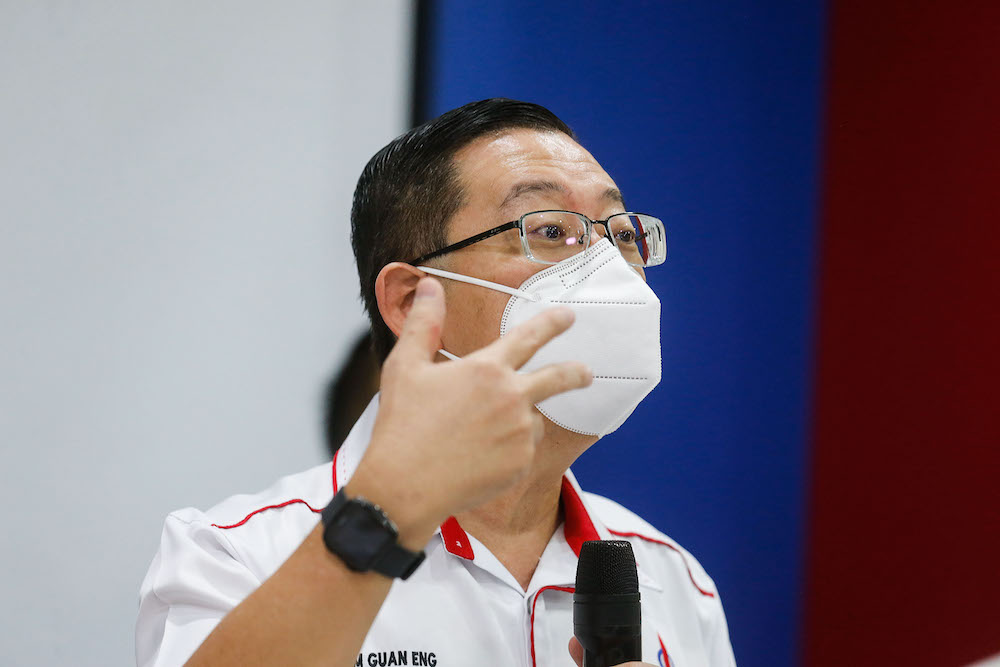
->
xmin=408 ymin=210 xmax=667 ymax=268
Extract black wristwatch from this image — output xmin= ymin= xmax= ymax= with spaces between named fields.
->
xmin=320 ymin=488 xmax=425 ymax=580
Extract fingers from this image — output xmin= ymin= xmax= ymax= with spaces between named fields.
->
xmin=487 ymin=307 xmax=576 ymax=370
xmin=392 ymin=277 xmax=446 ymax=363
xmin=568 ymin=637 xmax=584 ymax=667
xmin=521 ymin=361 xmax=592 ymax=404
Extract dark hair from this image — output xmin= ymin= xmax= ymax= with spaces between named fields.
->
xmin=350 ymin=98 xmax=576 ymax=363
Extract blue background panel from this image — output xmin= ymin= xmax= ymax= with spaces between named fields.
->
xmin=425 ymin=2 xmax=826 ymax=665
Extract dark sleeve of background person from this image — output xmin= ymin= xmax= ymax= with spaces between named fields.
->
xmin=323 ymin=330 xmax=381 ymax=456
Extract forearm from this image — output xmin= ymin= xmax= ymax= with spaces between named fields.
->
xmin=186 ymin=471 xmax=437 ymax=667
xmin=184 ymin=523 xmax=385 ymax=667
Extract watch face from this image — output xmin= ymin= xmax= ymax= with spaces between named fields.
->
xmin=326 ymin=501 xmax=396 ymax=571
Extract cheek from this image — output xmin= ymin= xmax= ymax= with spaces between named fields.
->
xmin=440 ymin=284 xmax=511 ymax=355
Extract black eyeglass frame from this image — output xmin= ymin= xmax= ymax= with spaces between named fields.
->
xmin=407 ymin=210 xmax=664 ymax=267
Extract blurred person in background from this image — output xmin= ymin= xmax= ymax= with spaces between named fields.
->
xmin=324 ymin=331 xmax=380 ymax=455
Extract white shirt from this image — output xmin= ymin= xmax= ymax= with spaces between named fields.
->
xmin=136 ymin=396 xmax=736 ymax=666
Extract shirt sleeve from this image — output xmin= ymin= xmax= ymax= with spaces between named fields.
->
xmin=135 ymin=512 xmax=261 ymax=667
xmin=705 ymin=588 xmax=738 ymax=667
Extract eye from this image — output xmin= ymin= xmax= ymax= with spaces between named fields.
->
xmin=616 ymin=228 xmax=636 ymax=243
xmin=529 ymin=224 xmax=568 ymax=241
xmin=523 ymin=213 xmax=587 ymax=250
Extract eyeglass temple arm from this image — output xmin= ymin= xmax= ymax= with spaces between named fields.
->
xmin=407 ymin=221 xmax=520 ymax=265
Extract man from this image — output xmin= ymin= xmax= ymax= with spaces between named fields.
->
xmin=136 ymin=99 xmax=736 ymax=666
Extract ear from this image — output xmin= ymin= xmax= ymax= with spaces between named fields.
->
xmin=374 ymin=262 xmax=428 ymax=339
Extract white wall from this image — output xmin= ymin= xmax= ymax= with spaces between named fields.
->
xmin=0 ymin=3 xmax=413 ymax=664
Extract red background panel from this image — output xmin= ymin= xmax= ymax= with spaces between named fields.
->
xmin=805 ymin=1 xmax=1000 ymax=665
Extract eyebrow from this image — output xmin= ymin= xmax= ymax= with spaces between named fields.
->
xmin=603 ymin=186 xmax=627 ymax=209
xmin=499 ymin=180 xmax=566 ymax=211
xmin=499 ymin=180 xmax=628 ymax=212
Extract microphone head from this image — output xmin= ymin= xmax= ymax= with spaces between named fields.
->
xmin=575 ymin=540 xmax=639 ymax=596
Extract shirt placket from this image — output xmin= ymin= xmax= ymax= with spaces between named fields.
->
xmin=527 ymin=585 xmax=577 ymax=667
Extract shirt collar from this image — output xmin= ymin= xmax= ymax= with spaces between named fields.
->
xmin=332 ymin=394 xmax=659 ymax=590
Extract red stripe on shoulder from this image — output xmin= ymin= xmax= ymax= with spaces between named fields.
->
xmin=607 ymin=528 xmax=716 ymax=598
xmin=211 ymin=498 xmax=322 ymax=530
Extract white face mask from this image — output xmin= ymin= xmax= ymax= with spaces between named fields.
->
xmin=419 ymin=240 xmax=661 ymax=438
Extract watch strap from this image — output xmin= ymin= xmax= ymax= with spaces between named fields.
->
xmin=321 ymin=488 xmax=425 ymax=580
xmin=373 ymin=541 xmax=426 ymax=580
xmin=320 ymin=486 xmax=348 ymax=525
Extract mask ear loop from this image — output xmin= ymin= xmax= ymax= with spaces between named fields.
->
xmin=417 ymin=266 xmax=540 ymax=302
xmin=416 ymin=265 xmax=541 ymax=361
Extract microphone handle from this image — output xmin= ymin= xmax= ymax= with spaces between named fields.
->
xmin=582 ymin=636 xmax=643 ymax=667
xmin=575 ymin=593 xmax=642 ymax=666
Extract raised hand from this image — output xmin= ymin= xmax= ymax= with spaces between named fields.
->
xmin=346 ymin=276 xmax=592 ymax=547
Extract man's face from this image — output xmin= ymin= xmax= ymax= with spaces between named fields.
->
xmin=432 ymin=129 xmax=639 ymax=357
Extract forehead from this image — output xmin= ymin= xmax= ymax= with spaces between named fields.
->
xmin=450 ymin=129 xmax=620 ymax=224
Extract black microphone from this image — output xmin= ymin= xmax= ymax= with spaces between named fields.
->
xmin=573 ymin=540 xmax=642 ymax=667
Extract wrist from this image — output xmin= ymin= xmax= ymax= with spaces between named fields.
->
xmin=343 ymin=456 xmax=441 ymax=552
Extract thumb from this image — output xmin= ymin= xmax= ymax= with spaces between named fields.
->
xmin=568 ymin=636 xmax=584 ymax=667
xmin=393 ymin=276 xmax=446 ymax=362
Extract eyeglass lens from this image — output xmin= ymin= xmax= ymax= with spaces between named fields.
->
xmin=522 ymin=211 xmax=588 ymax=263
xmin=521 ymin=211 xmax=664 ymax=267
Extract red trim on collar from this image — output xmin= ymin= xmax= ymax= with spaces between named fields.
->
xmin=438 ymin=477 xmax=600 ymax=561
xmin=529 ymin=585 xmax=576 ymax=667
xmin=440 ymin=516 xmax=475 ymax=559
xmin=561 ymin=476 xmax=601 ymax=557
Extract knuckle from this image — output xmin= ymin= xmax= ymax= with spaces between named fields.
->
xmin=515 ymin=411 xmax=535 ymax=435
xmin=406 ymin=303 xmax=435 ymax=324
xmin=522 ymin=320 xmax=545 ymax=344
xmin=528 ymin=323 xmax=554 ymax=350
xmin=506 ymin=373 xmax=526 ymax=396
xmin=502 ymin=390 xmax=522 ymax=413
xmin=402 ymin=312 xmax=428 ymax=333
xmin=471 ymin=356 xmax=500 ymax=377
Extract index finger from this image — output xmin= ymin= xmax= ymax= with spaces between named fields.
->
xmin=482 ymin=306 xmax=575 ymax=369
xmin=521 ymin=360 xmax=592 ymax=404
